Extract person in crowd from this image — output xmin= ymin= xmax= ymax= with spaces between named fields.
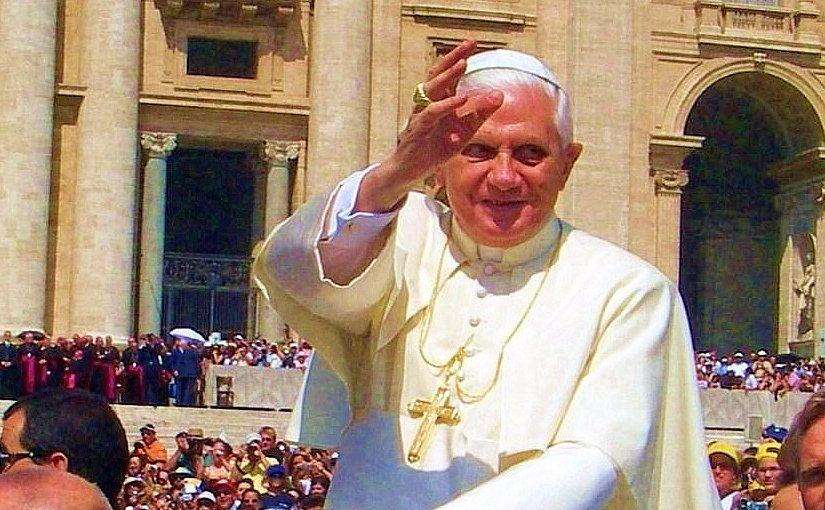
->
xmin=0 ymin=387 xmax=128 ymax=507
xmin=139 ymin=334 xmax=165 ymax=405
xmin=140 ymin=424 xmax=169 ymax=464
xmin=210 ymin=478 xmax=237 ymax=510
xmin=298 ymin=495 xmax=325 ymax=510
xmin=126 ymin=455 xmax=144 ymax=479
xmin=171 ymin=337 xmax=201 ymax=406
xmin=0 ymin=466 xmax=113 ymax=510
xmin=259 ymin=465 xmax=291 ymax=507
xmin=196 ymin=491 xmax=218 ymax=510
xmin=0 ymin=330 xmax=17 ymax=398
xmin=707 ymin=441 xmax=741 ymax=510
xmin=203 ymin=441 xmax=233 ymax=484
xmin=238 ymin=489 xmax=262 ymax=510
xmin=17 ymin=331 xmax=38 ymax=395
xmin=232 ymin=433 xmax=275 ymax=493
xmin=121 ymin=337 xmax=144 ymax=404
xmin=258 ymin=427 xmax=285 ymax=464
xmin=166 ymin=429 xmax=205 ymax=479
xmin=253 ymin=39 xmax=715 ymax=508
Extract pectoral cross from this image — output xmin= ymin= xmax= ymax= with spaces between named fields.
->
xmin=406 ymin=348 xmax=466 ymax=464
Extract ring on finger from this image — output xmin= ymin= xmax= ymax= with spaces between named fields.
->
xmin=413 ymin=82 xmax=432 ymax=107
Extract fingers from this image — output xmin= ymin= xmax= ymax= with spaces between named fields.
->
xmin=427 ymin=39 xmax=476 ymax=81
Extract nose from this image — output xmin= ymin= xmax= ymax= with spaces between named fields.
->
xmin=486 ymin=152 xmax=521 ymax=191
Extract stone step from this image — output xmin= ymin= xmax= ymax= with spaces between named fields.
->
xmin=0 ymin=400 xmax=292 ymax=451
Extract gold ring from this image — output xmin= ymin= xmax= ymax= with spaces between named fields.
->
xmin=413 ymin=82 xmax=432 ymax=107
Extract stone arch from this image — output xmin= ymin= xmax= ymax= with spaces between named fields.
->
xmin=660 ymin=58 xmax=825 ymax=149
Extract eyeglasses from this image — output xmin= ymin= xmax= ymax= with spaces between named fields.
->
xmin=0 ymin=444 xmax=44 ymax=472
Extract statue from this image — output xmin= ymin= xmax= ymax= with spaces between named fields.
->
xmin=795 ymin=258 xmax=816 ymax=337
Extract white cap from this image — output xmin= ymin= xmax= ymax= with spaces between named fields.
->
xmin=465 ymin=49 xmax=563 ymax=91
xmin=757 ymin=349 xmax=768 ymax=356
xmin=197 ymin=491 xmax=216 ymax=503
xmin=245 ymin=432 xmax=262 ymax=444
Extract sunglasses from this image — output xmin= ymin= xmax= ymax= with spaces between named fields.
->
xmin=0 ymin=444 xmax=45 ymax=472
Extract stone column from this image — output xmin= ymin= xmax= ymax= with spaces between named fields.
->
xmin=649 ymin=134 xmax=702 ymax=282
xmin=138 ymin=133 xmax=177 ymax=335
xmin=306 ymin=0 xmax=371 ymax=197
xmin=69 ymin=0 xmax=140 ymax=338
xmin=651 ymin=168 xmax=689 ymax=282
xmin=256 ymin=141 xmax=299 ymax=340
xmin=0 ymin=1 xmax=58 ymax=332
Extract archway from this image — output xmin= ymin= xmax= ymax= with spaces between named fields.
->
xmin=679 ymin=71 xmax=822 ymax=354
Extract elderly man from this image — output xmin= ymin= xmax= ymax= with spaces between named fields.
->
xmin=253 ymin=40 xmax=716 ymax=509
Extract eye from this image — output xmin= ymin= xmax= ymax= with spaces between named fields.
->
xmin=800 ymin=466 xmax=825 ymax=488
xmin=462 ymin=143 xmax=495 ymax=161
xmin=513 ymin=145 xmax=548 ymax=166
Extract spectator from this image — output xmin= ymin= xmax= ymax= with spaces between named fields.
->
xmin=239 ymin=489 xmax=261 ymax=510
xmin=708 ymin=441 xmax=741 ymax=510
xmin=259 ymin=465 xmax=290 ymax=507
xmin=210 ymin=478 xmax=236 ymax=510
xmin=0 ymin=388 xmax=128 ymax=507
xmin=140 ymin=424 xmax=168 ymax=464
xmin=170 ymin=337 xmax=201 ymax=406
xmin=126 ymin=455 xmax=144 ymax=479
xmin=196 ymin=491 xmax=217 ymax=510
xmin=298 ymin=494 xmax=325 ymax=510
xmin=753 ymin=441 xmax=783 ymax=505
xmin=166 ymin=430 xmax=205 ymax=479
xmin=231 ymin=434 xmax=275 ymax=493
xmin=203 ymin=441 xmax=232 ymax=483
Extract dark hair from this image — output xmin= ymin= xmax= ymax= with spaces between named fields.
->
xmin=299 ymin=494 xmax=326 ymax=508
xmin=3 ymin=388 xmax=128 ymax=507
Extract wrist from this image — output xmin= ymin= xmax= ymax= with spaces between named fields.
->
xmin=355 ymin=161 xmax=411 ymax=213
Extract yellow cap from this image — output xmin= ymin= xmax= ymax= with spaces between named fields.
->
xmin=707 ymin=441 xmax=740 ymax=468
xmin=755 ymin=441 xmax=780 ymax=463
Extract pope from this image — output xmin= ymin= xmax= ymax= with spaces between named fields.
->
xmin=253 ymin=40 xmax=718 ymax=509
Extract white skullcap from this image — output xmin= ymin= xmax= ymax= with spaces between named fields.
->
xmin=464 ymin=49 xmax=563 ymax=91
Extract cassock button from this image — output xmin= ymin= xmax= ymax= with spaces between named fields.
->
xmin=476 ymin=288 xmax=488 ymax=298
xmin=346 ymin=222 xmax=356 ymax=232
xmin=483 ymin=263 xmax=496 ymax=276
xmin=469 ymin=316 xmax=481 ymax=327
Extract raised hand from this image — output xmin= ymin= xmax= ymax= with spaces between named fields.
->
xmin=356 ymin=39 xmax=503 ymax=213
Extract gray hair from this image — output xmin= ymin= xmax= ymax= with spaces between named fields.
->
xmin=456 ymin=68 xmax=573 ymax=148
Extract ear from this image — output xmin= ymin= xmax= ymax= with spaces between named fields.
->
xmin=558 ymin=142 xmax=583 ymax=189
xmin=44 ymin=451 xmax=69 ymax=471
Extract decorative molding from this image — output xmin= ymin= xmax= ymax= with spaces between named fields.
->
xmin=401 ymin=3 xmax=536 ymax=27
xmin=163 ymin=252 xmax=250 ymax=289
xmin=753 ymin=51 xmax=767 ymax=71
xmin=652 ymin=168 xmax=690 ymax=195
xmin=260 ymin=140 xmax=299 ymax=169
xmin=155 ymin=0 xmax=296 ymax=26
xmin=140 ymin=132 xmax=178 ymax=159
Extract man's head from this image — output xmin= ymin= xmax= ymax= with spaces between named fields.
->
xmin=211 ymin=478 xmax=235 ymax=510
xmin=0 ymin=389 xmax=128 ymax=507
xmin=707 ymin=441 xmax=740 ymax=498
xmin=0 ymin=466 xmax=112 ymax=510
xmin=788 ymin=392 xmax=825 ymax=509
xmin=435 ymin=49 xmax=582 ymax=248
xmin=755 ymin=441 xmax=782 ymax=495
xmin=140 ymin=423 xmax=158 ymax=445
xmin=265 ymin=465 xmax=287 ymax=491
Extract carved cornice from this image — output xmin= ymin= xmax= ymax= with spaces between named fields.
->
xmin=155 ymin=0 xmax=296 ymax=25
xmin=652 ymin=168 xmax=689 ymax=195
xmin=259 ymin=141 xmax=299 ymax=169
xmin=401 ymin=3 xmax=536 ymax=27
xmin=140 ymin=132 xmax=178 ymax=159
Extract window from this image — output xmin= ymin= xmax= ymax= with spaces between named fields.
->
xmin=186 ymin=37 xmax=258 ymax=79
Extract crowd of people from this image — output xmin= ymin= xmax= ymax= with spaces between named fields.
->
xmin=696 ymin=350 xmax=825 ymax=396
xmin=119 ymin=423 xmax=330 ymax=510
xmin=0 ymin=329 xmax=313 ymax=406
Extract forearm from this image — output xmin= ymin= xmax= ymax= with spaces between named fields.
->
xmin=436 ymin=444 xmax=616 ymax=510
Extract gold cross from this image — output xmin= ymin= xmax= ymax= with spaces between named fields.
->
xmin=406 ymin=348 xmax=466 ymax=463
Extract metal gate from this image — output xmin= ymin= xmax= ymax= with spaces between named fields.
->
xmin=162 ymin=253 xmax=251 ymax=336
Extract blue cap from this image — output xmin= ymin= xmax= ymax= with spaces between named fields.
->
xmin=265 ymin=465 xmax=287 ymax=478
xmin=763 ymin=424 xmax=789 ymax=442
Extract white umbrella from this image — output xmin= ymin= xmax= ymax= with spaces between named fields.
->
xmin=169 ymin=327 xmax=207 ymax=344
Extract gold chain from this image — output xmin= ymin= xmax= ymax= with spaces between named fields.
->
xmin=416 ymin=220 xmax=563 ymax=403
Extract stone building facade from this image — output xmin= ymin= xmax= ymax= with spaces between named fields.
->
xmin=2 ymin=0 xmax=825 ymax=355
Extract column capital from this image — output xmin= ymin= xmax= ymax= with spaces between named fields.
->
xmin=141 ymin=132 xmax=178 ymax=159
xmin=260 ymin=140 xmax=300 ymax=169
xmin=652 ymin=168 xmax=689 ymax=195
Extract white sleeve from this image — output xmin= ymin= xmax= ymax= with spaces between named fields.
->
xmin=435 ymin=443 xmax=617 ymax=510
xmin=321 ymin=165 xmax=400 ymax=245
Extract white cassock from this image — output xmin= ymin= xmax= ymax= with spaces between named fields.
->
xmin=253 ymin=170 xmax=719 ymax=510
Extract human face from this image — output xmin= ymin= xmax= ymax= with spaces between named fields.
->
xmin=215 ymin=488 xmax=235 ymax=510
xmin=437 ymin=85 xmax=582 ymax=248
xmin=127 ymin=456 xmax=142 ymax=476
xmin=709 ymin=453 xmax=738 ymax=497
xmin=756 ymin=457 xmax=782 ymax=495
xmin=800 ymin=417 xmax=825 ymax=509
xmin=240 ymin=491 xmax=260 ymax=510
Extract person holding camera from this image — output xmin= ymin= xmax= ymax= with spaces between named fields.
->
xmin=232 ymin=433 xmax=278 ymax=493
xmin=165 ymin=430 xmax=205 ymax=479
